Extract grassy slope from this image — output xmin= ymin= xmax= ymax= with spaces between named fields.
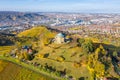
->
xmin=34 ymin=43 xmax=91 ymax=79
xmin=17 ymin=26 xmax=56 ymax=48
xmin=18 ymin=26 xmax=56 ymax=38
xmin=17 ymin=26 xmax=92 ymax=79
xmin=0 ymin=60 xmax=53 ymax=80
xmin=0 ymin=26 xmax=59 ymax=80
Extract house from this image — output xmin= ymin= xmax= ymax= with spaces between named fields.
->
xmin=22 ymin=45 xmax=33 ymax=54
xmin=28 ymin=49 xmax=33 ymax=55
xmin=54 ymin=33 xmax=65 ymax=44
xmin=22 ymin=45 xmax=28 ymax=49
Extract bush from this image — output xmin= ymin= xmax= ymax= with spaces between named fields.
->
xmin=112 ymin=51 xmax=118 ymax=58
xmin=56 ymin=56 xmax=65 ymax=62
xmin=43 ymin=53 xmax=49 ymax=58
xmin=55 ymin=71 xmax=61 ymax=77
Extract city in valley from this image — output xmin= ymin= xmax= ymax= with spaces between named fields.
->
xmin=0 ymin=12 xmax=120 ymax=37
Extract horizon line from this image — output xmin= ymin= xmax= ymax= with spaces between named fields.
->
xmin=0 ymin=10 xmax=120 ymax=14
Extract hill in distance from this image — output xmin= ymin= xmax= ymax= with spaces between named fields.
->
xmin=0 ymin=11 xmax=47 ymax=22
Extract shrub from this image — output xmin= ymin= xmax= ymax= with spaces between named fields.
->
xmin=55 ymin=71 xmax=61 ymax=77
xmin=56 ymin=56 xmax=65 ymax=62
xmin=112 ymin=51 xmax=118 ymax=58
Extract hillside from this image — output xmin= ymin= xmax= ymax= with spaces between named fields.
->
xmin=0 ymin=11 xmax=46 ymax=21
xmin=0 ymin=33 xmax=15 ymax=46
xmin=18 ymin=26 xmax=55 ymax=38
xmin=15 ymin=26 xmax=120 ymax=79
xmin=0 ymin=26 xmax=120 ymax=80
xmin=17 ymin=26 xmax=56 ymax=48
xmin=0 ymin=60 xmax=53 ymax=80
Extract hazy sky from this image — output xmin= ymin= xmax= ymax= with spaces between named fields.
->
xmin=0 ymin=0 xmax=120 ymax=13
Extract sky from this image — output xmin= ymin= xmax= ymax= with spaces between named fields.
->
xmin=0 ymin=0 xmax=120 ymax=13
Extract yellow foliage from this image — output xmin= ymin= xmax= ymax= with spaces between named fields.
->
xmin=18 ymin=26 xmax=56 ymax=38
xmin=73 ymin=62 xmax=81 ymax=68
xmin=18 ymin=26 xmax=46 ymax=37
xmin=0 ymin=60 xmax=8 ymax=72
xmin=88 ymin=66 xmax=94 ymax=72
xmin=17 ymin=26 xmax=56 ymax=47
xmin=56 ymin=56 xmax=64 ymax=62
xmin=37 ymin=54 xmax=44 ymax=58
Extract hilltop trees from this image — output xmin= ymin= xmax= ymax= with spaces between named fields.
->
xmin=77 ymin=38 xmax=85 ymax=47
xmin=88 ymin=47 xmax=106 ymax=79
xmin=94 ymin=61 xmax=105 ymax=79
xmin=95 ymin=45 xmax=107 ymax=60
xmin=77 ymin=38 xmax=94 ymax=53
xmin=88 ymin=54 xmax=105 ymax=79
xmin=82 ymin=40 xmax=94 ymax=53
xmin=87 ymin=44 xmax=118 ymax=79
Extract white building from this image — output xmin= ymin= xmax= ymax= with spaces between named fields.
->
xmin=54 ymin=33 xmax=65 ymax=44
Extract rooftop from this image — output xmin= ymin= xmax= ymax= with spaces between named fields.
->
xmin=56 ymin=33 xmax=65 ymax=37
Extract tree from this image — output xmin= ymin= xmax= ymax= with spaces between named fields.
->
xmin=88 ymin=54 xmax=105 ymax=79
xmin=82 ymin=40 xmax=94 ymax=53
xmin=95 ymin=45 xmax=111 ymax=71
xmin=99 ymin=45 xmax=107 ymax=55
xmin=95 ymin=45 xmax=107 ymax=60
xmin=112 ymin=51 xmax=118 ymax=58
xmin=18 ymin=53 xmax=24 ymax=60
xmin=94 ymin=61 xmax=105 ymax=79
xmin=77 ymin=38 xmax=85 ymax=46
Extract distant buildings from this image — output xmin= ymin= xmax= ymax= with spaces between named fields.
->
xmin=1 ymin=12 xmax=120 ymax=37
